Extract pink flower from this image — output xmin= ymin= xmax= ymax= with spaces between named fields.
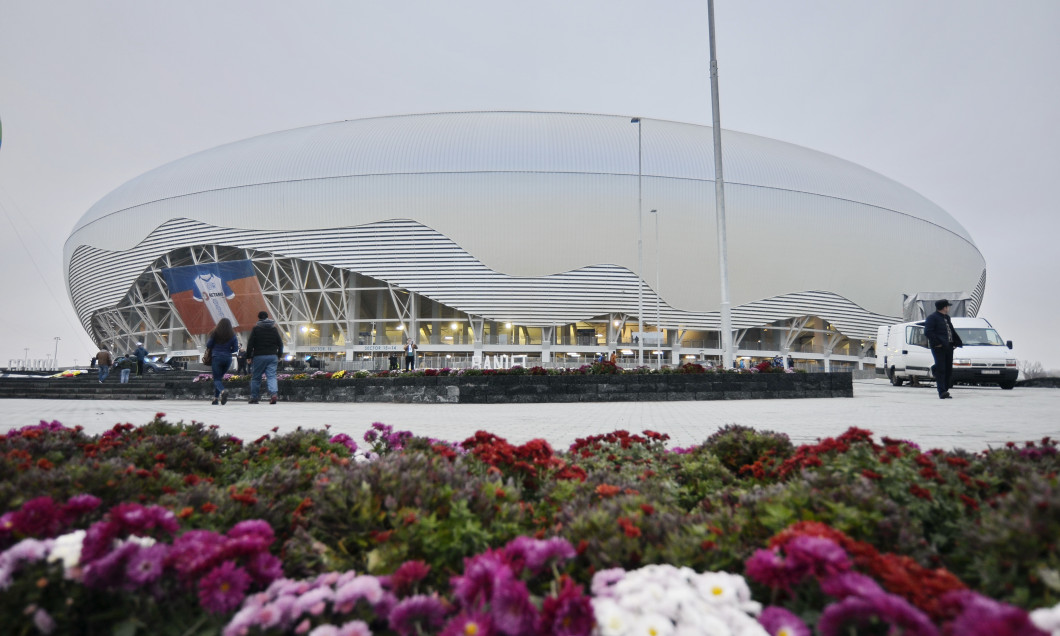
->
xmin=441 ymin=612 xmax=495 ymax=636
xmin=124 ymin=544 xmax=168 ymax=586
xmin=489 ymin=577 xmax=537 ymax=636
xmin=758 ymin=606 xmax=810 ymax=636
xmin=388 ymin=595 xmax=447 ymax=636
xmin=745 ymin=548 xmax=804 ymax=590
xmin=504 ymin=536 xmax=575 ymax=576
xmin=245 ymin=552 xmax=284 ymax=585
xmin=819 ymin=572 xmax=883 ymax=599
xmin=451 ymin=550 xmax=509 ymax=607
xmin=390 ymin=560 xmax=431 ymax=596
xmin=539 ymin=577 xmax=593 ymax=636
xmin=33 ymin=608 xmax=56 ymax=635
xmin=784 ymin=536 xmax=851 ymax=579
xmin=818 ymin=594 xmax=938 ymax=636
xmin=227 ymin=520 xmax=275 ymax=544
xmin=199 ymin=561 xmax=253 ymax=614
xmin=941 ymin=590 xmax=1048 ymax=636
xmin=334 ymin=575 xmax=385 ymax=612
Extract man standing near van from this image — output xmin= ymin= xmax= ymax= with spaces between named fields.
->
xmin=924 ymin=299 xmax=963 ymax=399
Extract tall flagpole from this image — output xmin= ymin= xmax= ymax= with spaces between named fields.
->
xmin=708 ymin=0 xmax=733 ymax=369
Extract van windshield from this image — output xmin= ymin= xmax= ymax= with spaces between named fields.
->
xmin=955 ymin=328 xmax=1006 ymax=346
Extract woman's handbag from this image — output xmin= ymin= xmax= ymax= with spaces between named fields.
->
xmin=202 ymin=348 xmax=213 ymax=365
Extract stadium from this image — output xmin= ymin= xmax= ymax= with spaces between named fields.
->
xmin=64 ymin=111 xmax=986 ymax=370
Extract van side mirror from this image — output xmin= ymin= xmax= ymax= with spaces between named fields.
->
xmin=1006 ymin=341 xmax=1013 ymax=349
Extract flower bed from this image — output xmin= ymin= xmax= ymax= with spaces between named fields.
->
xmin=2 ymin=418 xmax=1058 ymax=634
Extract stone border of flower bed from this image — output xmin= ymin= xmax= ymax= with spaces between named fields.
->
xmin=177 ymin=371 xmax=851 ymax=403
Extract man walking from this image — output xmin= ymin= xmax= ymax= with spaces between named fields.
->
xmin=924 ymin=299 xmax=964 ymax=399
xmin=246 ymin=311 xmax=283 ymax=404
xmin=95 ymin=346 xmax=112 ymax=383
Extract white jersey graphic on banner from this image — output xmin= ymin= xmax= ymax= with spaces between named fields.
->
xmin=193 ymin=273 xmax=238 ymax=327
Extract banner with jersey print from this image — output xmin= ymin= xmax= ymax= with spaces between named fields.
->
xmin=161 ymin=260 xmax=268 ymax=334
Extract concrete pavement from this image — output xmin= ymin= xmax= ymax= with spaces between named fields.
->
xmin=1 ymin=379 xmax=1057 ymax=451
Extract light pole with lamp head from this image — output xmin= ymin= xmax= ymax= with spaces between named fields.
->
xmin=631 ymin=117 xmax=644 ymax=367
xmin=53 ymin=337 xmax=61 ymax=370
xmin=650 ymin=209 xmax=660 ymax=367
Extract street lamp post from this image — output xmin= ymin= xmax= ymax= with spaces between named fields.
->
xmin=53 ymin=337 xmax=61 ymax=370
xmin=650 ymin=209 xmax=660 ymax=368
xmin=631 ymin=117 xmax=644 ymax=367
xmin=707 ymin=0 xmax=734 ymax=368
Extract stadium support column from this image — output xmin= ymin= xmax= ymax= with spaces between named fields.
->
xmin=541 ymin=326 xmax=554 ymax=364
xmin=470 ymin=316 xmax=484 ymax=367
xmin=708 ymin=0 xmax=734 ymax=369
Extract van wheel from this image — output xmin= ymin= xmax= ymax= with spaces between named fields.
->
xmin=909 ymin=376 xmax=920 ymax=387
xmin=888 ymin=367 xmax=904 ymax=386
xmin=999 ymin=381 xmax=1016 ymax=390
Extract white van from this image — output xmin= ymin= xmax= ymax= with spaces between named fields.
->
xmin=875 ymin=317 xmax=1018 ymax=390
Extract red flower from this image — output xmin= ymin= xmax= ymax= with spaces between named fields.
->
xmin=617 ymin=517 xmax=641 ymax=538
xmin=909 ymin=484 xmax=933 ymax=501
xmin=595 ymin=484 xmax=621 ymax=498
xmin=862 ymin=469 xmax=883 ymax=480
xmin=200 ymin=502 xmax=218 ymax=514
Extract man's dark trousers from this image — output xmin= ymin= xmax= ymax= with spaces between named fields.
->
xmin=931 ymin=345 xmax=954 ymax=396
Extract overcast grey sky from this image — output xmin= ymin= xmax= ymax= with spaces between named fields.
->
xmin=1 ymin=1 xmax=1058 ymax=369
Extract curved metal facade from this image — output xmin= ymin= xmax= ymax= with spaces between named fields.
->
xmin=64 ymin=111 xmax=985 ymax=359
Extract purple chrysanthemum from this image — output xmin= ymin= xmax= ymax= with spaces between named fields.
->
xmin=0 ymin=538 xmax=54 ymax=589
xmin=125 ymin=544 xmax=168 ymax=586
xmin=245 ymin=551 xmax=284 ymax=585
xmin=451 ymin=550 xmax=508 ymax=607
xmin=590 ymin=568 xmax=626 ymax=598
xmin=819 ymin=571 xmax=883 ymax=599
xmin=329 ymin=433 xmax=358 ymax=454
xmin=11 ymin=497 xmax=65 ymax=538
xmin=504 ymin=536 xmax=575 ymax=576
xmin=539 ymin=577 xmax=593 ymax=636
xmin=168 ymin=529 xmax=227 ymax=581
xmin=33 ymin=608 xmax=56 ymax=635
xmin=334 ymin=575 xmax=385 ymax=613
xmin=388 ymin=594 xmax=448 ymax=636
xmin=441 ymin=612 xmax=496 ymax=636
xmin=941 ymin=590 xmax=1048 ymax=636
xmin=784 ymin=536 xmax=851 ymax=579
xmin=758 ymin=606 xmax=811 ymax=636
xmin=489 ymin=577 xmax=537 ymax=636
xmin=227 ymin=520 xmax=275 ymax=543
xmin=82 ymin=541 xmax=138 ymax=589
xmin=745 ymin=548 xmax=804 ymax=590
xmin=61 ymin=494 xmax=102 ymax=523
xmin=817 ymin=594 xmax=938 ymax=636
xmin=199 ymin=561 xmax=253 ymax=614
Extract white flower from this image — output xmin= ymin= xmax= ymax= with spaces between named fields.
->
xmin=673 ymin=613 xmax=732 ymax=636
xmin=46 ymin=529 xmax=86 ymax=571
xmin=123 ymin=535 xmax=157 ymax=548
xmin=593 ymin=598 xmax=634 ymax=636
xmin=630 ymin=613 xmax=675 ymax=636
xmin=1030 ymin=602 xmax=1060 ymax=636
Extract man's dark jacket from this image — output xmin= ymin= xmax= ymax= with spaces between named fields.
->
xmin=924 ymin=311 xmax=964 ymax=349
xmin=246 ymin=319 xmax=284 ymax=358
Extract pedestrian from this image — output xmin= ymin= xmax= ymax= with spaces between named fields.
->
xmin=236 ymin=346 xmax=248 ymax=374
xmin=205 ymin=318 xmax=239 ymax=405
xmin=116 ymin=355 xmax=135 ymax=383
xmin=95 ymin=346 xmax=113 ymax=383
xmin=246 ymin=310 xmax=283 ymax=404
xmin=133 ymin=342 xmax=149 ymax=376
xmin=924 ymin=299 xmax=964 ymax=399
xmin=403 ymin=338 xmax=418 ymax=371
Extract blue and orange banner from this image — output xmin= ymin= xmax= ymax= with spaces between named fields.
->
xmin=161 ymin=260 xmax=268 ymax=334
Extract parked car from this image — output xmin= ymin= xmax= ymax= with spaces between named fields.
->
xmin=876 ymin=317 xmax=1017 ymax=389
xmin=113 ymin=356 xmax=174 ymax=374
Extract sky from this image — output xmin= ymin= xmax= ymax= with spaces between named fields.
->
xmin=1 ymin=0 xmax=1058 ymax=370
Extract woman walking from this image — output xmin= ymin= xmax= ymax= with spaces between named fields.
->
xmin=205 ymin=318 xmax=239 ymax=405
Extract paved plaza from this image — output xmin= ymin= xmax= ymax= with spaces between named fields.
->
xmin=1 ymin=379 xmax=1057 ymax=451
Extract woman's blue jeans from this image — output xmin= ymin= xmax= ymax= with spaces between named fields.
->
xmin=211 ymin=356 xmax=232 ymax=398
